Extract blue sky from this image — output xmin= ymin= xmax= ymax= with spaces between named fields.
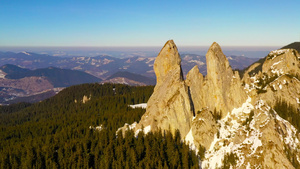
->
xmin=0 ymin=0 xmax=299 ymax=47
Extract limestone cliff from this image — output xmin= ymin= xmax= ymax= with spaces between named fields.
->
xmin=153 ymin=40 xmax=183 ymax=85
xmin=186 ymin=42 xmax=247 ymax=117
xmin=185 ymin=65 xmax=204 ymax=114
xmin=134 ymin=40 xmax=193 ymax=137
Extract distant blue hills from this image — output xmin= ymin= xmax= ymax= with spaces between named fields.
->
xmin=0 ymin=64 xmax=102 ymax=87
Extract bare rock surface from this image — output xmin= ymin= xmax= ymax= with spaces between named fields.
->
xmin=262 ymin=49 xmax=300 ymax=77
xmin=134 ymin=40 xmax=193 ymax=137
xmin=186 ymin=42 xmax=247 ymax=117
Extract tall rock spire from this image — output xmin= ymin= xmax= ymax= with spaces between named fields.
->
xmin=186 ymin=42 xmax=247 ymax=117
xmin=135 ymin=40 xmax=193 ymax=136
xmin=206 ymin=42 xmax=232 ymax=84
xmin=154 ymin=40 xmax=183 ymax=85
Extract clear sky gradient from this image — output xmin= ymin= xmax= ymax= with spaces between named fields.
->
xmin=1 ymin=0 xmax=299 ymax=47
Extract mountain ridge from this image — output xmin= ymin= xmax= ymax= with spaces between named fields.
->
xmin=0 ymin=51 xmax=260 ymax=80
xmin=106 ymin=71 xmax=155 ymax=85
xmin=2 ymin=65 xmax=102 ymax=87
xmin=0 ymin=64 xmax=102 ymax=104
xmin=281 ymin=42 xmax=300 ymax=53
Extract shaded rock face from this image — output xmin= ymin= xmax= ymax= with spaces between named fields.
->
xmin=185 ymin=65 xmax=204 ymax=114
xmin=135 ymin=40 xmax=193 ymax=137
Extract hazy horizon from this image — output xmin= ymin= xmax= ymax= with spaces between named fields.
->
xmin=0 ymin=45 xmax=282 ymax=58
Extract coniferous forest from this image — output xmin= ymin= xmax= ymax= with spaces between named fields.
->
xmin=0 ymin=83 xmax=199 ymax=169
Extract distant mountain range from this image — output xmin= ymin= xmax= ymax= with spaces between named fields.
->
xmin=0 ymin=64 xmax=101 ymax=104
xmin=2 ymin=42 xmax=299 ymax=104
xmin=0 ymin=51 xmax=261 ymax=80
xmin=2 ymin=64 xmax=101 ymax=87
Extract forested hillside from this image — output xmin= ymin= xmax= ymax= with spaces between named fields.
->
xmin=281 ymin=42 xmax=300 ymax=53
xmin=0 ymin=83 xmax=199 ymax=168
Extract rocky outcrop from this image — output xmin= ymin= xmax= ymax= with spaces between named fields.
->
xmin=153 ymin=40 xmax=182 ymax=85
xmin=118 ymin=40 xmax=300 ymax=168
xmin=191 ymin=109 xmax=218 ymax=150
xmin=254 ymin=101 xmax=298 ymax=169
xmin=201 ymin=98 xmax=300 ymax=169
xmin=186 ymin=42 xmax=247 ymax=117
xmin=134 ymin=40 xmax=193 ymax=137
xmin=205 ymin=43 xmax=247 ymax=117
xmin=242 ymin=62 xmax=263 ymax=85
xmin=242 ymin=48 xmax=300 ymax=108
xmin=259 ymin=75 xmax=300 ymax=108
xmin=185 ymin=65 xmax=204 ymax=113
xmin=262 ymin=49 xmax=300 ymax=77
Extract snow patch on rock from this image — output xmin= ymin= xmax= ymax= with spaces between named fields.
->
xmin=185 ymin=129 xmax=198 ymax=153
xmin=201 ymin=97 xmax=259 ymax=169
xmin=135 ymin=125 xmax=151 ymax=136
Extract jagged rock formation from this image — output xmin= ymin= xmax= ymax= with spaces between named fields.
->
xmin=262 ymin=49 xmax=300 ymax=77
xmin=120 ymin=40 xmax=300 ymax=168
xmin=133 ymin=40 xmax=193 ymax=137
xmin=190 ymin=109 xmax=218 ymax=151
xmin=243 ymin=49 xmax=300 ymax=107
xmin=185 ymin=65 xmax=204 ymax=114
xmin=200 ymin=98 xmax=300 ymax=168
xmin=186 ymin=42 xmax=247 ymax=117
xmin=153 ymin=40 xmax=183 ymax=85
xmin=260 ymin=75 xmax=300 ymax=107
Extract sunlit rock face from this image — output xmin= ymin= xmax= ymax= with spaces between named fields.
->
xmin=122 ymin=40 xmax=300 ymax=169
xmin=135 ymin=40 xmax=194 ymax=137
xmin=262 ymin=49 xmax=300 ymax=77
xmin=186 ymin=42 xmax=247 ymax=117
